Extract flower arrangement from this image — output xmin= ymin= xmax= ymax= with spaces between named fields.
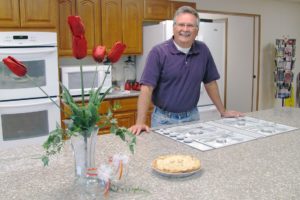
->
xmin=2 ymin=15 xmax=136 ymax=166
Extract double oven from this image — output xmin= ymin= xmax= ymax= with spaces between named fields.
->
xmin=0 ymin=32 xmax=60 ymax=148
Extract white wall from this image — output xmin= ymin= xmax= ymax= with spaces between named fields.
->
xmin=177 ymin=0 xmax=300 ymax=110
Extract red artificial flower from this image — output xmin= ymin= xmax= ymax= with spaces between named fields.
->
xmin=67 ymin=16 xmax=85 ymax=37
xmin=107 ymin=41 xmax=126 ymax=63
xmin=92 ymin=45 xmax=106 ymax=63
xmin=72 ymin=36 xmax=87 ymax=59
xmin=2 ymin=56 xmax=27 ymax=77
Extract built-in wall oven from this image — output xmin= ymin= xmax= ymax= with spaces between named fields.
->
xmin=0 ymin=32 xmax=60 ymax=148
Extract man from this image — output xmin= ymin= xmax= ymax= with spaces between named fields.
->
xmin=129 ymin=6 xmax=243 ymax=135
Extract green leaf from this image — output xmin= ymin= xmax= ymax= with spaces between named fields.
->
xmin=60 ymin=82 xmax=75 ymax=105
xmin=112 ymin=101 xmax=121 ymax=111
xmin=41 ymin=155 xmax=49 ymax=166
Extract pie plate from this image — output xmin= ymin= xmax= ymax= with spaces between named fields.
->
xmin=152 ymin=166 xmax=201 ymax=178
xmin=151 ymin=155 xmax=201 ymax=178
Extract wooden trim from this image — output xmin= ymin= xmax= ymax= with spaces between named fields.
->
xmin=198 ymin=9 xmax=260 ymax=18
xmin=224 ymin=18 xmax=228 ymax=109
xmin=256 ymin=15 xmax=261 ymax=111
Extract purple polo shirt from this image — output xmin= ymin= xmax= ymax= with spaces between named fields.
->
xmin=140 ymin=38 xmax=220 ymax=113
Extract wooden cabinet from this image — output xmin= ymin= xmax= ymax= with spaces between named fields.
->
xmin=101 ymin=0 xmax=122 ymax=51
xmin=58 ymin=0 xmax=101 ymax=56
xmin=113 ymin=97 xmax=153 ymax=130
xmin=101 ymin=0 xmax=142 ymax=54
xmin=58 ymin=0 xmax=75 ymax=55
xmin=61 ymin=96 xmax=153 ymax=135
xmin=143 ymin=0 xmax=196 ymax=21
xmin=169 ymin=1 xmax=196 ymax=18
xmin=143 ymin=0 xmax=170 ymax=21
xmin=112 ymin=97 xmax=138 ymax=128
xmin=59 ymin=0 xmax=142 ymax=55
xmin=77 ymin=0 xmax=101 ymax=54
xmin=0 ymin=0 xmax=57 ymax=28
xmin=114 ymin=112 xmax=136 ymax=128
xmin=122 ymin=0 xmax=143 ymax=54
xmin=0 ymin=0 xmax=19 ymax=27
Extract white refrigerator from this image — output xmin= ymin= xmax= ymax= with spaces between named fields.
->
xmin=136 ymin=20 xmax=226 ymax=121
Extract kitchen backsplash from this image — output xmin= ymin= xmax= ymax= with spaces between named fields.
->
xmin=59 ymin=56 xmax=136 ymax=84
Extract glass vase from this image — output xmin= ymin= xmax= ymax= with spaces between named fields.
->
xmin=71 ymin=127 xmax=102 ymax=197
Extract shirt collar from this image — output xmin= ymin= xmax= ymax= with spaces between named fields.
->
xmin=168 ymin=37 xmax=200 ymax=55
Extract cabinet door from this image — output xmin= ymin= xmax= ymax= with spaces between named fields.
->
xmin=143 ymin=0 xmax=170 ymax=21
xmin=0 ymin=0 xmax=20 ymax=27
xmin=113 ymin=97 xmax=138 ymax=112
xmin=58 ymin=0 xmax=75 ymax=56
xmin=76 ymin=0 xmax=101 ymax=54
xmin=101 ymin=0 xmax=122 ymax=49
xmin=114 ymin=112 xmax=136 ymax=128
xmin=169 ymin=2 xmax=196 ymax=19
xmin=122 ymin=0 xmax=143 ymax=54
xmin=19 ymin=0 xmax=57 ymax=28
xmin=145 ymin=110 xmax=153 ymax=126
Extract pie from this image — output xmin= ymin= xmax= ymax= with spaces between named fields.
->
xmin=152 ymin=154 xmax=201 ymax=174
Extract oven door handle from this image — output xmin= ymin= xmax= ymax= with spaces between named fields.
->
xmin=0 ymin=47 xmax=57 ymax=55
xmin=0 ymin=98 xmax=59 ymax=108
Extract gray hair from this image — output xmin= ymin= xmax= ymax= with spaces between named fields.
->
xmin=173 ymin=6 xmax=200 ymax=27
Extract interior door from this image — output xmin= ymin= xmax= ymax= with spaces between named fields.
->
xmin=226 ymin=16 xmax=254 ymax=112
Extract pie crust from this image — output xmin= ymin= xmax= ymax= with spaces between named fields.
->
xmin=152 ymin=154 xmax=201 ymax=173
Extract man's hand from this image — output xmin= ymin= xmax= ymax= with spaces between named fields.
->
xmin=220 ymin=110 xmax=244 ymax=118
xmin=129 ymin=124 xmax=150 ymax=135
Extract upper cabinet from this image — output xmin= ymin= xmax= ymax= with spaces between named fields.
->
xmin=143 ymin=0 xmax=170 ymax=21
xmin=76 ymin=0 xmax=101 ymax=54
xmin=101 ymin=0 xmax=122 ymax=51
xmin=57 ymin=0 xmax=195 ymax=56
xmin=101 ymin=0 xmax=142 ymax=54
xmin=58 ymin=0 xmax=101 ymax=56
xmin=122 ymin=0 xmax=143 ymax=54
xmin=0 ymin=0 xmax=57 ymax=28
xmin=143 ymin=0 xmax=196 ymax=21
xmin=169 ymin=1 xmax=196 ymax=18
xmin=59 ymin=0 xmax=142 ymax=56
xmin=58 ymin=0 xmax=75 ymax=56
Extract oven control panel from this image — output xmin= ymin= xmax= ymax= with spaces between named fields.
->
xmin=0 ymin=32 xmax=57 ymax=47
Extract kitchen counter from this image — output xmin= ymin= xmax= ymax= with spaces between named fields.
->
xmin=71 ymin=90 xmax=140 ymax=102
xmin=1 ymin=107 xmax=300 ymax=200
xmin=105 ymin=90 xmax=140 ymax=99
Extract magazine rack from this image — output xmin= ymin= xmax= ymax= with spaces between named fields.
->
xmin=274 ymin=38 xmax=296 ymax=106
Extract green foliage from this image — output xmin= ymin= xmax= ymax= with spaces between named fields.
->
xmin=41 ymin=123 xmax=66 ymax=166
xmin=41 ymin=65 xmax=136 ymax=166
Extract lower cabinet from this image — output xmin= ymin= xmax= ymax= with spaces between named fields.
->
xmin=113 ymin=112 xmax=136 ymax=128
xmin=61 ymin=96 xmax=153 ymax=135
xmin=111 ymin=96 xmax=153 ymax=133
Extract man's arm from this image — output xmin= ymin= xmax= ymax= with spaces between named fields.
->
xmin=129 ymin=85 xmax=153 ymax=135
xmin=204 ymin=81 xmax=244 ymax=117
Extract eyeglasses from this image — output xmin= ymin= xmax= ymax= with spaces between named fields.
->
xmin=175 ymin=23 xmax=198 ymax=29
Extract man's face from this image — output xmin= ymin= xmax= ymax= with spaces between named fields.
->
xmin=173 ymin=13 xmax=199 ymax=48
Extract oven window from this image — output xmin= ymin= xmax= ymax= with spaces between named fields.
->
xmin=68 ymin=71 xmax=99 ymax=89
xmin=0 ymin=60 xmax=46 ymax=89
xmin=1 ymin=110 xmax=49 ymax=141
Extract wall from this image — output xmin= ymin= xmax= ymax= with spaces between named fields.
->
xmin=177 ymin=0 xmax=300 ymax=110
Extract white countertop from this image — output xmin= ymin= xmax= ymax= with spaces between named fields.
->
xmin=1 ymin=107 xmax=300 ymax=200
